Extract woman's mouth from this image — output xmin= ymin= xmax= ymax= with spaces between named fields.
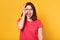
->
xmin=27 ymin=13 xmax=31 ymax=16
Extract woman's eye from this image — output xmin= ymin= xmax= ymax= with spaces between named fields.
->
xmin=25 ymin=9 xmax=27 ymax=10
xmin=30 ymin=9 xmax=33 ymax=10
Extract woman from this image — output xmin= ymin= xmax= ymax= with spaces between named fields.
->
xmin=17 ymin=2 xmax=43 ymax=40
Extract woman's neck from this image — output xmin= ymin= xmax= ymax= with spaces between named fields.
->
xmin=27 ymin=18 xmax=32 ymax=22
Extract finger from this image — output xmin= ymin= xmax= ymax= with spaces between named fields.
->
xmin=22 ymin=4 xmax=26 ymax=9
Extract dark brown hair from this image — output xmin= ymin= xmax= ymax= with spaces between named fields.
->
xmin=21 ymin=2 xmax=37 ymax=21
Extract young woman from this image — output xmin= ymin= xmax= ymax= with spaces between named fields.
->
xmin=17 ymin=2 xmax=43 ymax=40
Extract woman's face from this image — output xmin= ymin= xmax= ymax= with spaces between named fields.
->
xmin=25 ymin=5 xmax=33 ymax=19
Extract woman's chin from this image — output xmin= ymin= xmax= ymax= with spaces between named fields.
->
xmin=27 ymin=17 xmax=31 ymax=19
xmin=26 ymin=16 xmax=31 ymax=19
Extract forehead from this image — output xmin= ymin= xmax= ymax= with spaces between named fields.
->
xmin=26 ymin=5 xmax=32 ymax=9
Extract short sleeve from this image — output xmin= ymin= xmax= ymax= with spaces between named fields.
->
xmin=37 ymin=19 xmax=43 ymax=28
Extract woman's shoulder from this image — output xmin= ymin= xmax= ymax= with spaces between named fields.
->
xmin=35 ymin=19 xmax=43 ymax=25
xmin=35 ymin=19 xmax=41 ymax=22
xmin=35 ymin=19 xmax=43 ymax=28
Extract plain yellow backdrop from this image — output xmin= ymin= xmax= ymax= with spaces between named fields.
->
xmin=0 ymin=0 xmax=60 ymax=40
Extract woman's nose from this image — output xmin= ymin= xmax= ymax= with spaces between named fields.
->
xmin=27 ymin=10 xmax=30 ymax=13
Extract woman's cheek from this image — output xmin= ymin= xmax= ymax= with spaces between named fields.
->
xmin=31 ymin=11 xmax=33 ymax=16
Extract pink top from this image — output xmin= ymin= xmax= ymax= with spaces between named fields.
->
xmin=18 ymin=18 xmax=43 ymax=40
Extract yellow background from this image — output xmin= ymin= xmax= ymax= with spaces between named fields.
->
xmin=0 ymin=0 xmax=60 ymax=40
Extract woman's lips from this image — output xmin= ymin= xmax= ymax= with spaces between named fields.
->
xmin=27 ymin=13 xmax=31 ymax=17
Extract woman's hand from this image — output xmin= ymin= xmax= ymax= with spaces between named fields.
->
xmin=17 ymin=5 xmax=27 ymax=30
xmin=22 ymin=5 xmax=27 ymax=15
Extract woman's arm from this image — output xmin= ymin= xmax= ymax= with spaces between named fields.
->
xmin=38 ymin=28 xmax=43 ymax=40
xmin=17 ymin=14 xmax=25 ymax=30
xmin=17 ymin=5 xmax=27 ymax=30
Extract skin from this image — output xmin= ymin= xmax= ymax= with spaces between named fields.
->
xmin=25 ymin=5 xmax=33 ymax=20
xmin=17 ymin=5 xmax=43 ymax=40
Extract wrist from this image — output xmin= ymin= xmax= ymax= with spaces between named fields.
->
xmin=23 ymin=13 xmax=25 ymax=16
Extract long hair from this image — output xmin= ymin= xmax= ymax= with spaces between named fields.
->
xmin=21 ymin=2 xmax=37 ymax=21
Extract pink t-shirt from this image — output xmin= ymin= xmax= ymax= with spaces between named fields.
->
xmin=18 ymin=18 xmax=43 ymax=40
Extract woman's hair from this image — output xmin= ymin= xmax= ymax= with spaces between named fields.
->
xmin=21 ymin=2 xmax=37 ymax=21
